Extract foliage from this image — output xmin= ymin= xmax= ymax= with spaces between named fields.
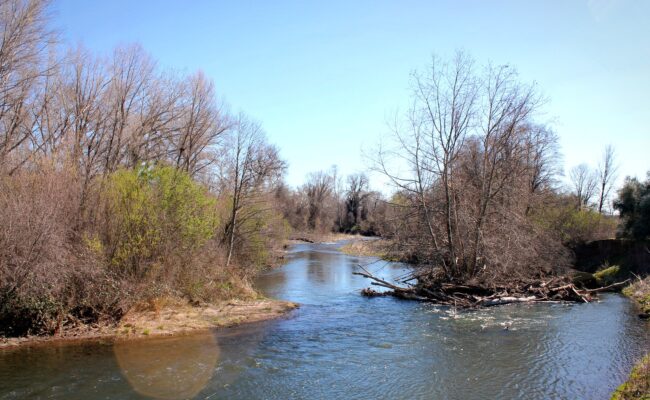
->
xmin=232 ymin=199 xmax=290 ymax=269
xmin=104 ymin=165 xmax=218 ymax=278
xmin=532 ymin=199 xmax=618 ymax=246
xmin=614 ymin=173 xmax=650 ymax=240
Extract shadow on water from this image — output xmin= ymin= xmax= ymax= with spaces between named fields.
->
xmin=1 ymin=241 xmax=648 ymax=399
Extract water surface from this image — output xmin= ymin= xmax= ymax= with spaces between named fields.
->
xmin=1 ymin=241 xmax=648 ymax=399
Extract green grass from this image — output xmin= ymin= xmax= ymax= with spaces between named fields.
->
xmin=611 ymin=354 xmax=650 ymax=400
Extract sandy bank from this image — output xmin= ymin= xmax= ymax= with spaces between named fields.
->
xmin=0 ymin=298 xmax=298 ymax=349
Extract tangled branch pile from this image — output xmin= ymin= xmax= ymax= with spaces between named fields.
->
xmin=355 ymin=267 xmax=629 ymax=307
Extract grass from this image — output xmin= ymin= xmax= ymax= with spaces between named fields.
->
xmin=339 ymin=238 xmax=401 ymax=261
xmin=611 ymin=354 xmax=650 ymax=400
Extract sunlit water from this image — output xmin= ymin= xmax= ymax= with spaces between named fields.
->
xmin=1 ymin=241 xmax=648 ymax=399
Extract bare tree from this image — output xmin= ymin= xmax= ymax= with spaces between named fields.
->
xmin=0 ymin=0 xmax=54 ymax=172
xmin=596 ymin=144 xmax=617 ymax=214
xmin=219 ymin=114 xmax=285 ymax=267
xmin=521 ymin=124 xmax=561 ymax=215
xmin=374 ymin=52 xmax=478 ymax=277
xmin=303 ymin=169 xmax=336 ymax=232
xmin=375 ymin=52 xmax=564 ymax=281
xmin=173 ymin=71 xmax=229 ymax=177
xmin=101 ymin=44 xmax=155 ymax=173
xmin=342 ymin=173 xmax=370 ymax=231
xmin=569 ymin=163 xmax=598 ymax=210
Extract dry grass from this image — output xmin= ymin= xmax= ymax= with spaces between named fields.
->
xmin=118 ymin=299 xmax=298 ymax=338
xmin=287 ymin=232 xmax=357 ymax=245
xmin=340 ymin=238 xmax=388 ymax=257
xmin=623 ymin=277 xmax=650 ymax=315
xmin=339 ymin=238 xmax=409 ymax=262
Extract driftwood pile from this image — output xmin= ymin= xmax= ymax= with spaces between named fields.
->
xmin=354 ymin=266 xmax=630 ymax=308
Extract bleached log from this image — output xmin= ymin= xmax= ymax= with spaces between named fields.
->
xmin=480 ymin=296 xmax=538 ymax=306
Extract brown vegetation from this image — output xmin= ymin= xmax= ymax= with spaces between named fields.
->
xmin=373 ymin=52 xmax=571 ymax=284
xmin=0 ymin=0 xmax=289 ymax=338
xmin=354 ymin=52 xmax=625 ymax=303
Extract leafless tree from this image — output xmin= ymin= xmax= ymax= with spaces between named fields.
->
xmin=173 ymin=71 xmax=230 ymax=177
xmin=219 ymin=114 xmax=285 ymax=267
xmin=303 ymin=169 xmax=336 ymax=232
xmin=520 ymin=124 xmax=561 ymax=215
xmin=596 ymin=144 xmax=617 ymax=214
xmin=101 ymin=44 xmax=155 ymax=173
xmin=342 ymin=173 xmax=370 ymax=231
xmin=569 ymin=163 xmax=598 ymax=210
xmin=0 ymin=0 xmax=55 ymax=172
xmin=375 ymin=52 xmax=565 ymax=281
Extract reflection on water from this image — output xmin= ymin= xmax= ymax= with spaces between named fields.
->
xmin=0 ymin=241 xmax=648 ymax=400
xmin=113 ymin=334 xmax=219 ymax=400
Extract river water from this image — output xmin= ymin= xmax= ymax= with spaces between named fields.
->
xmin=1 ymin=241 xmax=648 ymax=400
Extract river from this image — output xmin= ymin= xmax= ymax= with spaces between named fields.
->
xmin=1 ymin=241 xmax=648 ymax=399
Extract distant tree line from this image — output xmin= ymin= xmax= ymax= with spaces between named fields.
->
xmin=275 ymin=168 xmax=386 ymax=236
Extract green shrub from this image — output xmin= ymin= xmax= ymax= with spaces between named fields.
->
xmin=0 ymin=289 xmax=59 ymax=336
xmin=104 ymin=165 xmax=218 ymax=279
xmin=235 ymin=201 xmax=290 ymax=268
xmin=532 ymin=203 xmax=617 ymax=246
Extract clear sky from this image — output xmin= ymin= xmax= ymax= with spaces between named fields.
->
xmin=52 ymin=0 xmax=649 ymax=189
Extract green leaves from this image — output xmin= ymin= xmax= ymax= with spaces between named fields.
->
xmin=105 ymin=165 xmax=218 ymax=277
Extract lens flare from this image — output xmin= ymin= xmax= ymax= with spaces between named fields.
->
xmin=113 ymin=334 xmax=219 ymax=400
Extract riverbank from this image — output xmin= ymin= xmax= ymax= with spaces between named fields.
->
xmin=611 ymin=277 xmax=650 ymax=400
xmin=623 ymin=277 xmax=650 ymax=316
xmin=287 ymin=232 xmax=357 ymax=245
xmin=0 ymin=298 xmax=298 ymax=349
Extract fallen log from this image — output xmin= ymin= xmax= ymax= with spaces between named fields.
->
xmin=479 ymin=296 xmax=538 ymax=307
xmin=583 ymin=279 xmax=630 ymax=293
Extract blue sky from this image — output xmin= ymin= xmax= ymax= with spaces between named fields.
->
xmin=53 ymin=0 xmax=649 ymax=189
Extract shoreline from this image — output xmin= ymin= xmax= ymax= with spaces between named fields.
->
xmin=0 ymin=298 xmax=298 ymax=350
xmin=611 ymin=278 xmax=650 ymax=399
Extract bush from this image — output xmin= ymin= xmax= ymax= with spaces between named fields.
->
xmin=532 ymin=201 xmax=617 ymax=246
xmin=0 ymin=165 xmax=123 ymax=335
xmin=228 ymin=197 xmax=290 ymax=270
xmin=102 ymin=165 xmax=218 ymax=280
xmin=0 ymin=162 xmax=286 ymax=337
